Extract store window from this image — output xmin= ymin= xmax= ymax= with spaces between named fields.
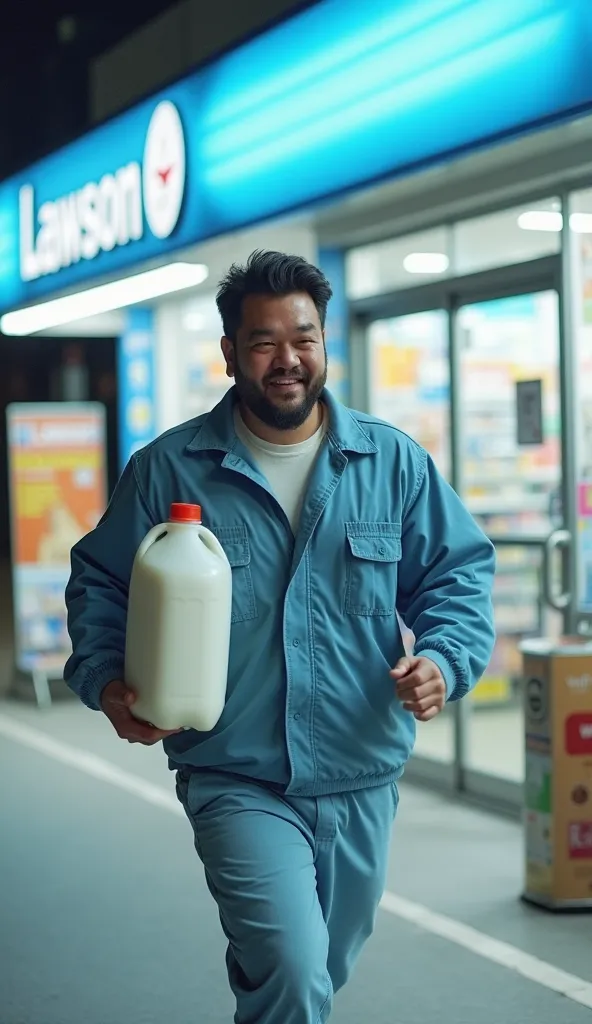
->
xmin=346 ymin=227 xmax=450 ymax=300
xmin=457 ymin=291 xmax=561 ymax=538
xmin=367 ymin=310 xmax=450 ymax=478
xmin=453 ymin=198 xmax=561 ymax=276
xmin=346 ymin=198 xmax=561 ymax=301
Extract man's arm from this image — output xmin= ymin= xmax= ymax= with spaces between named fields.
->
xmin=64 ymin=457 xmax=154 ymax=711
xmin=396 ymin=451 xmax=496 ymax=702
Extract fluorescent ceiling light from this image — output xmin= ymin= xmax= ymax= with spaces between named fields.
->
xmin=517 ymin=211 xmax=563 ymax=232
xmin=0 ymin=262 xmax=209 ymax=336
xmin=403 ymin=252 xmax=449 ymax=274
xmin=518 ymin=210 xmax=592 ymax=233
xmin=570 ymin=213 xmax=592 ymax=234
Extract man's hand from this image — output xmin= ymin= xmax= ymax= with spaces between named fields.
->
xmin=100 ymin=680 xmax=182 ymax=745
xmin=390 ymin=657 xmax=447 ymax=722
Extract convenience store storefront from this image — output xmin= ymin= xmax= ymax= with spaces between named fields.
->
xmin=1 ymin=0 xmax=592 ymax=809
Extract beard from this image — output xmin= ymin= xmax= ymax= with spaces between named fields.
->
xmin=234 ymin=356 xmax=327 ymax=431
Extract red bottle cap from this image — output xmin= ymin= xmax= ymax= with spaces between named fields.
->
xmin=169 ymin=503 xmax=202 ymax=523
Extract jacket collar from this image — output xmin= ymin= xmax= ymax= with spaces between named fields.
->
xmin=186 ymin=385 xmax=377 ymax=456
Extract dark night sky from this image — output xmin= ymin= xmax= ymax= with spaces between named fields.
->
xmin=0 ymin=1 xmax=172 ymax=178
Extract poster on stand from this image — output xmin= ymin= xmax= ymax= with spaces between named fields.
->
xmin=6 ymin=403 xmax=107 ymax=679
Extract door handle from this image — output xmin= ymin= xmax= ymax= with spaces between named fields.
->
xmin=543 ymin=529 xmax=571 ymax=611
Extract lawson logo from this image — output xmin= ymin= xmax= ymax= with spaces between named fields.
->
xmin=19 ymin=100 xmax=186 ymax=283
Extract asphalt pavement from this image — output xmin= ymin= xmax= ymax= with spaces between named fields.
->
xmin=1 ymin=696 xmax=591 ymax=1024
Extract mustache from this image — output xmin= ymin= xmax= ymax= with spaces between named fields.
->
xmin=263 ymin=370 xmax=309 ymax=385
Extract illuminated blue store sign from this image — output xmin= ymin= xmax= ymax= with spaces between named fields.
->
xmin=1 ymin=0 xmax=592 ymax=313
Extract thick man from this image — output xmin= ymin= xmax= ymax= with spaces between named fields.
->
xmin=65 ymin=250 xmax=495 ymax=1023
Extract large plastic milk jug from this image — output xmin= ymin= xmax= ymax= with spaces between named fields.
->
xmin=125 ymin=502 xmax=232 ymax=732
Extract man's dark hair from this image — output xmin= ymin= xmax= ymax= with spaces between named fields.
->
xmin=216 ymin=250 xmax=333 ymax=341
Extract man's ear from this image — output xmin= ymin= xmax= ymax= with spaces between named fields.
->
xmin=221 ymin=336 xmax=235 ymax=379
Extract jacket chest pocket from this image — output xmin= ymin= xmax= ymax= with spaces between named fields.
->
xmin=344 ymin=523 xmax=402 ymax=617
xmin=210 ymin=524 xmax=258 ymax=624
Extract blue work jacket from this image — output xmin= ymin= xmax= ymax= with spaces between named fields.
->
xmin=65 ymin=387 xmax=495 ymax=796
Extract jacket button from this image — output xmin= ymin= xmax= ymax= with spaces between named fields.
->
xmin=293 ymin=713 xmax=301 ymax=721
xmin=292 ymin=638 xmax=300 ymax=647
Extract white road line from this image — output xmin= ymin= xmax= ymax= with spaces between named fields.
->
xmin=380 ymin=891 xmax=592 ymax=1010
xmin=2 ymin=711 xmax=592 ymax=1011
xmin=0 ymin=712 xmax=184 ymax=817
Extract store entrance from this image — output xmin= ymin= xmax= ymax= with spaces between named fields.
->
xmin=354 ymin=260 xmax=566 ymax=807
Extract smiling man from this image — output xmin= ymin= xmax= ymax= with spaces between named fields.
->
xmin=65 ymin=250 xmax=496 ymax=1023
xmin=227 ymin=294 xmax=326 ymax=433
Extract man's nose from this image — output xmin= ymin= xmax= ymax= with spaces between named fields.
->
xmin=271 ymin=343 xmax=300 ymax=370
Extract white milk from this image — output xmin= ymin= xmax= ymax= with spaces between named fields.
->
xmin=125 ymin=503 xmax=232 ymax=732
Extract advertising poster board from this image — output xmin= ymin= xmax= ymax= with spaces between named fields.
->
xmin=6 ymin=403 xmax=107 ymax=703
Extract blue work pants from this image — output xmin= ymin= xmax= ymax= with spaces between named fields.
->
xmin=176 ymin=770 xmax=398 ymax=1023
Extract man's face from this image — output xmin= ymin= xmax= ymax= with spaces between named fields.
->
xmin=221 ymin=292 xmax=327 ymax=430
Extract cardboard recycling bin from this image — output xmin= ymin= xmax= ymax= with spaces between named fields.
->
xmin=521 ymin=638 xmax=592 ymax=910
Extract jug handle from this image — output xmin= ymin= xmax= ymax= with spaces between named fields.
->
xmin=136 ymin=523 xmax=168 ymax=560
xmin=197 ymin=526 xmax=229 ymax=562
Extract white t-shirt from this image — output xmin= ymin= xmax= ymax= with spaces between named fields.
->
xmin=234 ymin=405 xmax=327 ymax=534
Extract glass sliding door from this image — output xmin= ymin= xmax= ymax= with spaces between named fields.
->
xmin=456 ymin=290 xmax=563 ymax=784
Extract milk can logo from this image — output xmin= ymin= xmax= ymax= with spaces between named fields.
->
xmin=18 ymin=99 xmax=186 ymax=283
xmin=526 ymin=676 xmax=547 ymax=723
xmin=142 ymin=101 xmax=186 ymax=241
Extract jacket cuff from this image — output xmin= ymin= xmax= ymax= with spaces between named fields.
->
xmin=413 ymin=648 xmax=458 ymax=701
xmin=67 ymin=655 xmax=125 ymax=712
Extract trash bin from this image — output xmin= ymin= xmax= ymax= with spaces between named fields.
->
xmin=521 ymin=638 xmax=592 ymax=910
